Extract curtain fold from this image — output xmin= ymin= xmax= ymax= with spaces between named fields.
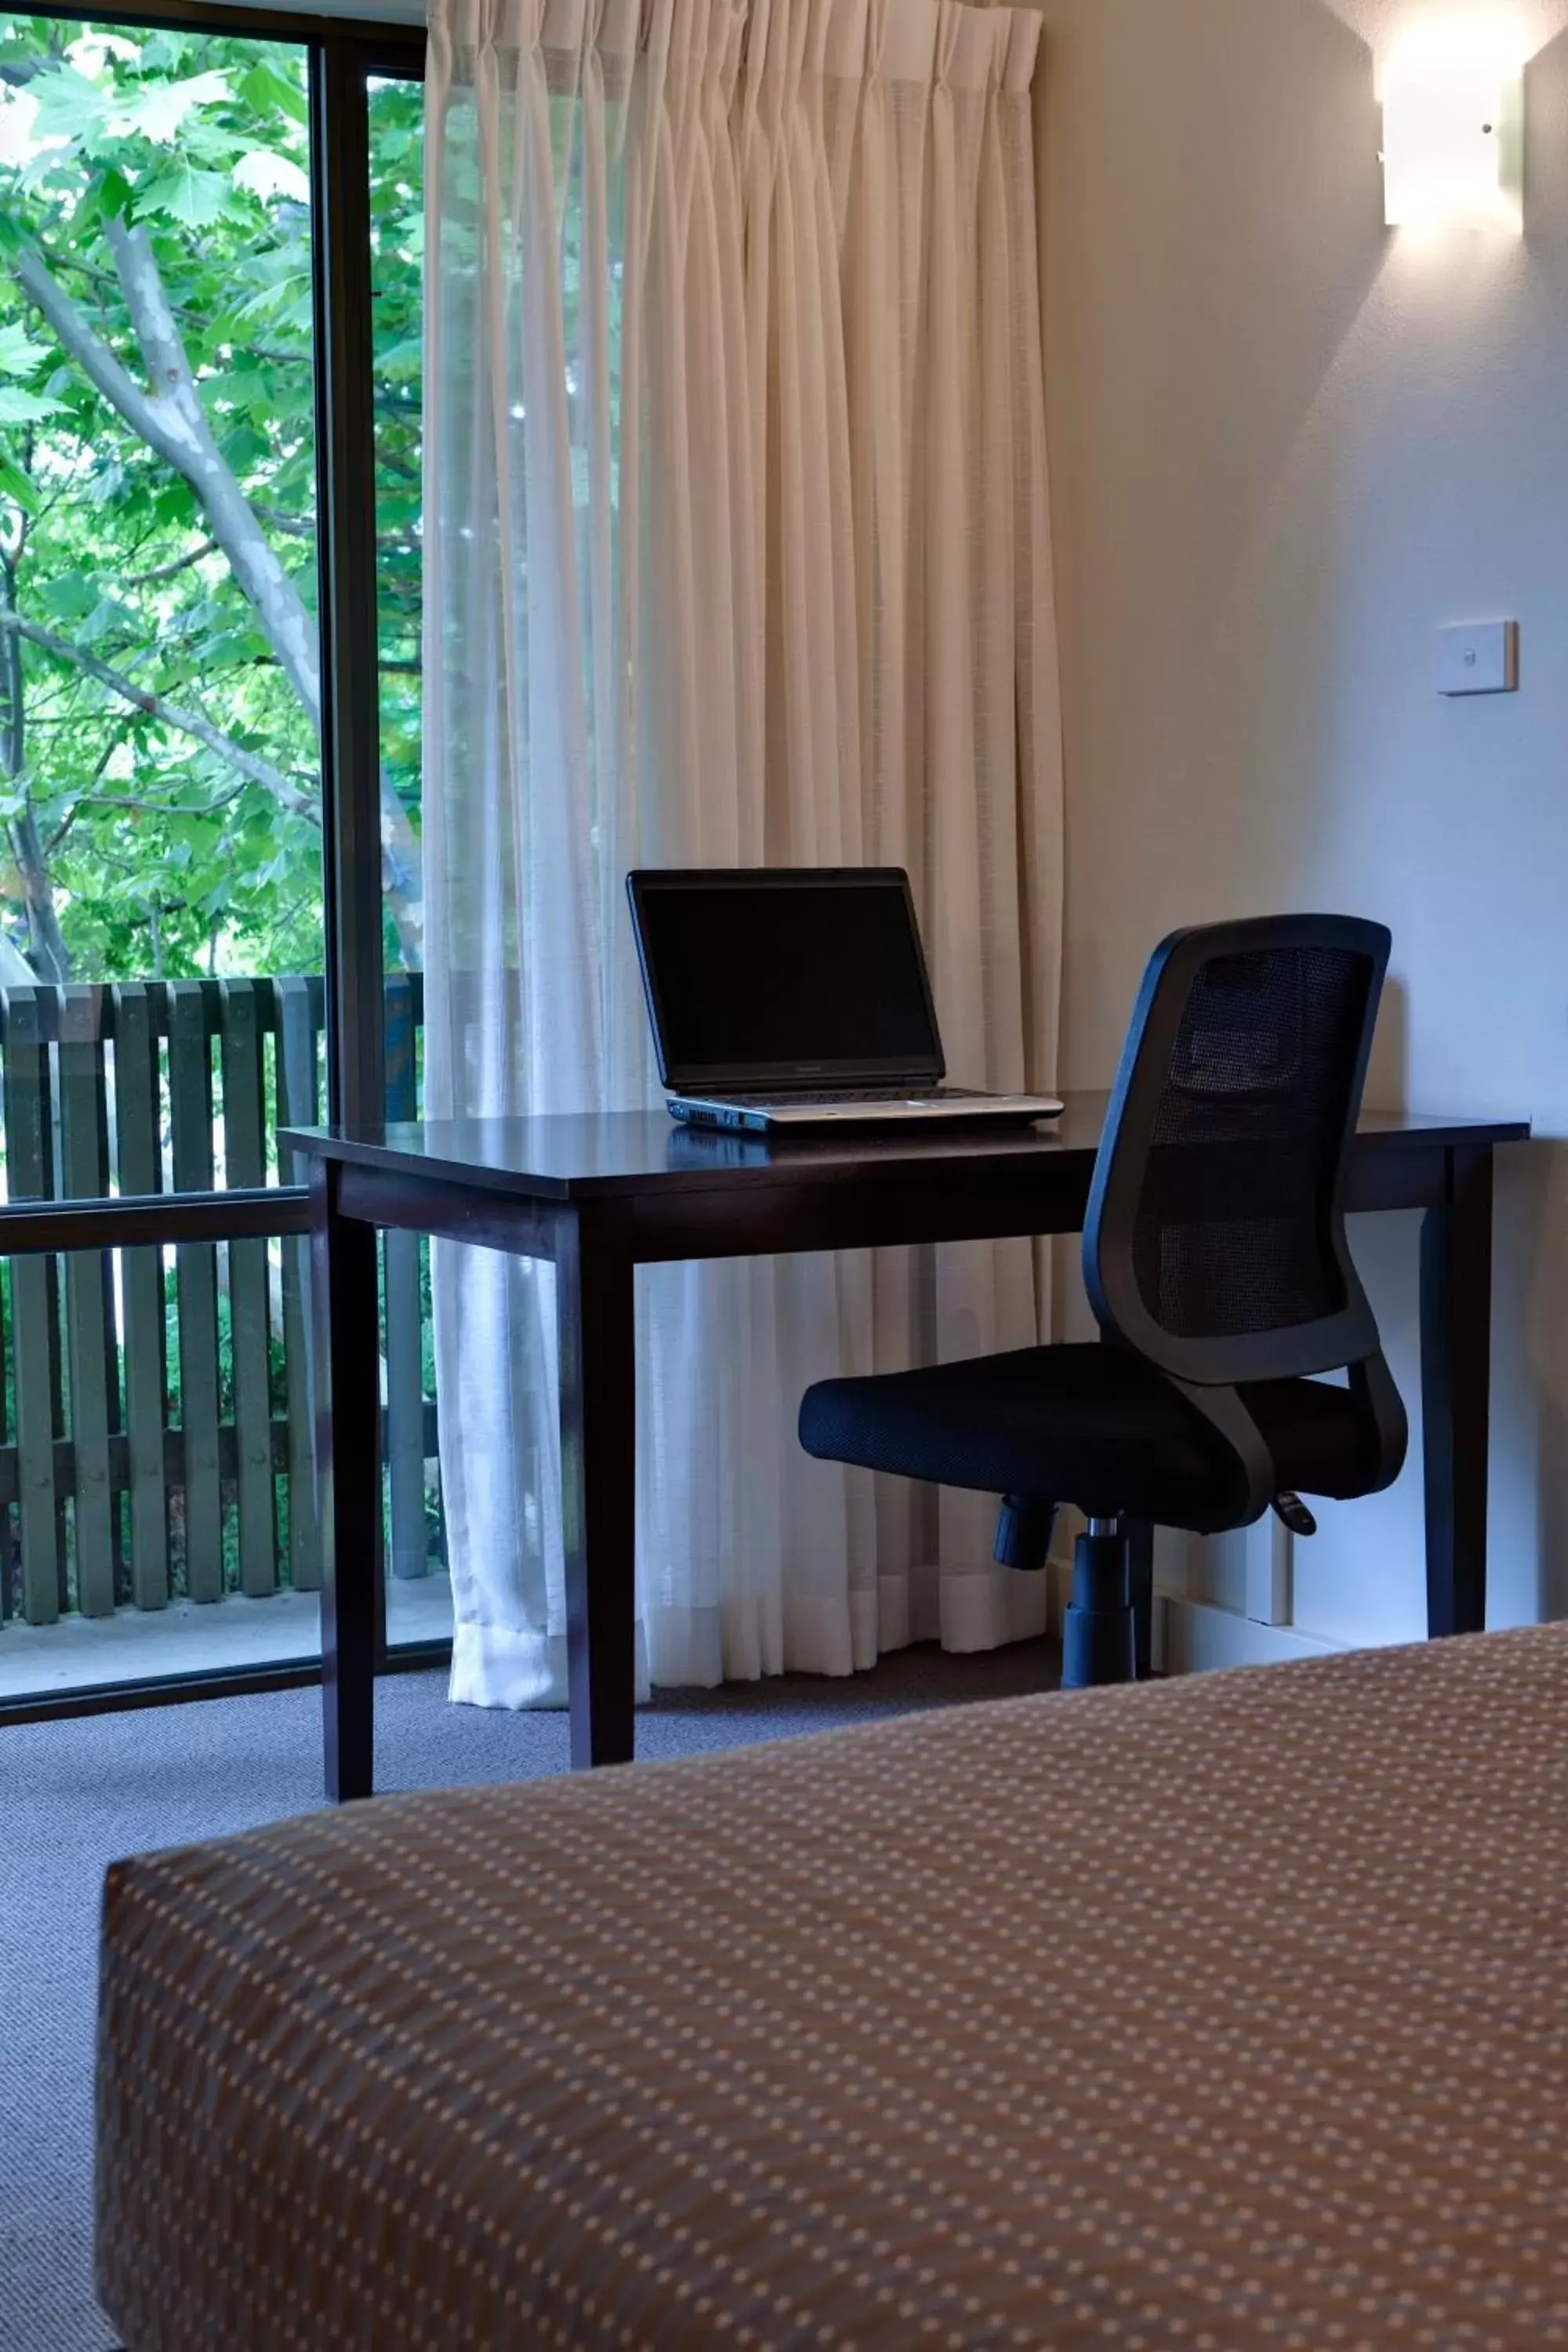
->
xmin=423 ymin=0 xmax=1062 ymax=1707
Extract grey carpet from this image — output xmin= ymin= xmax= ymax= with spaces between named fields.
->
xmin=0 ymin=1640 xmax=1058 ymax=2352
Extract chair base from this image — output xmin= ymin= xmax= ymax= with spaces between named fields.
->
xmin=1061 ymin=1526 xmax=1137 ymax=1691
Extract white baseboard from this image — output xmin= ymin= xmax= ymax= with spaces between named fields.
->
xmin=1161 ymin=1596 xmax=1341 ymax=1673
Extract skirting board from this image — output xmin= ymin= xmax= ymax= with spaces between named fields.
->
xmin=1162 ymin=1598 xmax=1340 ymax=1673
xmin=1045 ymin=1552 xmax=1343 ymax=1675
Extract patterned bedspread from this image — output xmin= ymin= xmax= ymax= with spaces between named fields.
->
xmin=97 ymin=1624 xmax=1568 ymax=2348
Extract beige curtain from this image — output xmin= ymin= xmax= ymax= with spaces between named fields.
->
xmin=424 ymin=0 xmax=1062 ymax=1706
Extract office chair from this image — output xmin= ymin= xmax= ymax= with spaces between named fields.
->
xmin=799 ymin=915 xmax=1409 ymax=1688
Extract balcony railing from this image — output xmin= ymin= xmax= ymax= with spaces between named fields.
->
xmin=0 ymin=975 xmax=437 ymax=1633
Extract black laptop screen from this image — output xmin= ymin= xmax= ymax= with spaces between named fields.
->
xmin=631 ymin=872 xmax=942 ymax=1086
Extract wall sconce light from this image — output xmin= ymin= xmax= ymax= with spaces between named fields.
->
xmin=1380 ymin=24 xmax=1524 ymax=230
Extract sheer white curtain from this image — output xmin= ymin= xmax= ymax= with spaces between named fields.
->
xmin=424 ymin=0 xmax=1062 ymax=1708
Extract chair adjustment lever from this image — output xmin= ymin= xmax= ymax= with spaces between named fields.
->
xmin=1272 ymin=1491 xmax=1317 ymax=1537
xmin=994 ymin=1496 xmax=1057 ymax=1572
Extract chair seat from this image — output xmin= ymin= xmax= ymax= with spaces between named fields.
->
xmin=799 ymin=1345 xmax=1379 ymax=1532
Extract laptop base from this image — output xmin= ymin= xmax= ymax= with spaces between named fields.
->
xmin=670 ymin=1091 xmax=1064 ymax=1134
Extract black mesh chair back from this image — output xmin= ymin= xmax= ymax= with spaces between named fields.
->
xmin=1083 ymin=915 xmax=1392 ymax=1387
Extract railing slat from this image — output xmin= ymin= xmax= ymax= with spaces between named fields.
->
xmin=2 ymin=989 xmax=64 ymax=1624
xmin=220 ymin=980 xmax=276 ymax=1597
xmin=112 ymin=983 xmax=170 ymax=1610
xmin=0 ymin=1399 xmax=437 ymax=1518
xmin=58 ymin=987 xmax=117 ymax=1616
xmin=0 ymin=971 xmax=436 ymax=1633
xmin=274 ymin=977 xmax=321 ymax=1592
xmin=168 ymin=980 xmax=223 ymax=1602
xmin=383 ymin=971 xmax=426 ymax=1581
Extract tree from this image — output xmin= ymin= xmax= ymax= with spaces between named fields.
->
xmin=0 ymin=14 xmax=423 ymax=982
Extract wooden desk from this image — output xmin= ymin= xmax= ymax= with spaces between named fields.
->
xmin=285 ymin=1098 xmax=1530 ymax=1800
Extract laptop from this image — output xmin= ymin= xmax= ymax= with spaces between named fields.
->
xmin=626 ymin=867 xmax=1065 ymax=1131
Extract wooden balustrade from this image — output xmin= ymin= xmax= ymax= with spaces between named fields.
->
xmin=0 ymin=975 xmax=437 ymax=1627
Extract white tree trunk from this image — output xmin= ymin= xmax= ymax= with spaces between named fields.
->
xmin=17 ymin=227 xmax=426 ymax=968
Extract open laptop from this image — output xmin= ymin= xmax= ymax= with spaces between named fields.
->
xmin=626 ymin=867 xmax=1064 ymax=1131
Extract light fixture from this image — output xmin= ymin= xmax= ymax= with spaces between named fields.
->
xmin=1380 ymin=20 xmax=1524 ymax=230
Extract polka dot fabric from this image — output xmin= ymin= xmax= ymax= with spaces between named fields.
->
xmin=96 ymin=1624 xmax=1568 ymax=2349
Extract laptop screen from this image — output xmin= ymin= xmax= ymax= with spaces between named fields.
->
xmin=628 ymin=869 xmax=943 ymax=1089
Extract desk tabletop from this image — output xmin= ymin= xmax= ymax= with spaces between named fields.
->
xmin=283 ymin=1097 xmax=1531 ymax=1203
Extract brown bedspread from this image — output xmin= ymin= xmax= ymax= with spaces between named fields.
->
xmin=97 ymin=1624 xmax=1568 ymax=2349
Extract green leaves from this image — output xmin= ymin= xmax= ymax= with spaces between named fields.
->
xmin=139 ymin=156 xmax=234 ymax=230
xmin=0 ymin=321 xmax=51 ymax=376
xmin=26 ymin=63 xmax=109 ymax=146
xmin=231 ymin=149 xmax=310 ymax=207
xmin=216 ymin=420 xmax=269 ymax=472
xmin=107 ymin=68 xmax=231 ymax=145
xmin=0 ymin=382 xmax=61 ymax=423
xmin=89 ymin=165 xmax=136 ymax=225
xmin=223 ymin=265 xmax=314 ymax=343
xmin=376 ymin=332 xmax=423 ymax=383
xmin=237 ymin=60 xmax=307 ymax=129
xmin=0 ymin=453 xmax=38 ymax=515
xmin=0 ymin=15 xmax=422 ymax=985
xmin=167 ymin=809 xmax=224 ymax=865
xmin=38 ymin=570 xmax=101 ymax=623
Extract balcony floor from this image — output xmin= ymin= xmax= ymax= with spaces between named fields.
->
xmin=0 ymin=1574 xmax=454 ymax=1704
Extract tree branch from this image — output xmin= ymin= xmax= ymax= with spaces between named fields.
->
xmin=0 ymin=544 xmax=22 ymax=783
xmin=18 ymin=226 xmax=426 ymax=969
xmin=254 ymin=504 xmax=316 ymax=540
xmin=125 ymin=536 xmax=218 ymax=588
xmin=23 ymin=235 xmax=308 ymax=372
xmin=45 ymin=725 xmax=131 ymax=855
xmin=17 ymin=230 xmax=324 ymax=720
xmin=2 ymin=802 xmax=66 ymax=982
xmin=14 ymin=241 xmax=169 ymax=460
xmin=66 ymin=786 xmax=245 ymax=818
xmin=0 ymin=611 xmax=318 ymax=821
xmin=105 ymin=219 xmax=325 ymax=721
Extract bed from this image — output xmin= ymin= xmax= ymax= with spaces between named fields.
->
xmin=97 ymin=1623 xmax=1568 ymax=2348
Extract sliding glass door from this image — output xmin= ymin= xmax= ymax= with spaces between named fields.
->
xmin=0 ymin=4 xmax=435 ymax=1706
xmin=365 ymin=65 xmax=440 ymax=1610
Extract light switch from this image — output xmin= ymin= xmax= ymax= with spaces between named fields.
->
xmin=1436 ymin=619 xmax=1518 ymax=695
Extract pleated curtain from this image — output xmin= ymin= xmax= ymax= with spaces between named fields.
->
xmin=423 ymin=0 xmax=1062 ymax=1706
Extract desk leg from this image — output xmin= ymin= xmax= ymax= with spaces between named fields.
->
xmin=310 ymin=1160 xmax=382 ymax=1801
xmin=1421 ymin=1142 xmax=1494 ymax=1640
xmin=555 ymin=1205 xmax=637 ymax=1767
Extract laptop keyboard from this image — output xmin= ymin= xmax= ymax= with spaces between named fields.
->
xmin=747 ymin=1087 xmax=950 ymax=1105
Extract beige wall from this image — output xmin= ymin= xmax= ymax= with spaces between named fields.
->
xmin=1034 ymin=0 xmax=1568 ymax=1639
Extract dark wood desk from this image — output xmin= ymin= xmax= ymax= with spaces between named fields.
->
xmin=285 ymin=1098 xmax=1529 ymax=1800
